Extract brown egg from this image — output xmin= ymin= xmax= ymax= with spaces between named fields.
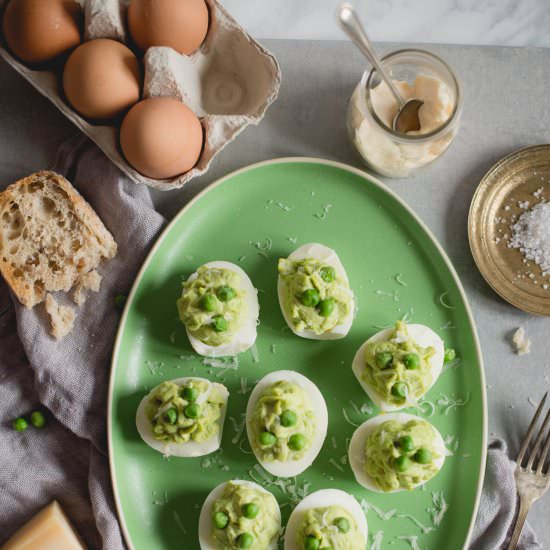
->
xmin=2 ymin=0 xmax=82 ymax=64
xmin=128 ymin=0 xmax=209 ymax=55
xmin=63 ymin=39 xmax=141 ymax=120
xmin=120 ymin=97 xmax=203 ymax=179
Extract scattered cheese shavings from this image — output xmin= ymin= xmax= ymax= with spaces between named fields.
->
xmin=314 ymin=203 xmax=333 ymax=220
xmin=266 ymin=199 xmax=293 ymax=212
xmin=428 ymin=491 xmax=449 ymax=527
xmin=250 ymin=344 xmax=260 ymax=363
xmin=438 ymin=292 xmax=455 ymax=309
xmin=331 ymin=436 xmax=338 ymax=449
xmin=395 ymin=273 xmax=408 ymax=286
xmin=287 ymin=236 xmax=298 ymax=244
xmin=360 ymin=402 xmax=374 ymax=415
xmin=375 ymin=289 xmax=400 ymax=302
xmin=511 ymin=327 xmax=531 ymax=355
xmin=237 ymin=378 xmax=251 ymax=395
xmin=395 ymin=514 xmax=434 ymax=535
xmin=201 ymin=356 xmax=239 ymax=370
xmin=248 ymin=465 xmax=311 ymax=506
xmin=443 ymin=434 xmax=459 ymax=454
xmin=172 ymin=510 xmax=187 ymax=534
xmin=436 ymin=392 xmax=471 ymax=415
xmin=369 ymin=531 xmax=384 ymax=550
xmin=229 ymin=414 xmax=247 ymax=445
xmin=401 ymin=307 xmax=414 ymax=323
xmin=397 ymin=535 xmax=424 ymax=550
xmin=342 ymin=408 xmax=359 ymax=427
xmin=438 ymin=320 xmax=455 ymax=331
xmin=169 ymin=331 xmax=177 ymax=344
xmin=250 ymin=238 xmax=273 ymax=251
xmin=329 ymin=458 xmax=344 ymax=472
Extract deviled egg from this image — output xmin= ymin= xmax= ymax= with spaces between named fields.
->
xmin=352 ymin=320 xmax=445 ymax=411
xmin=177 ymin=261 xmax=259 ymax=357
xmin=199 ymin=480 xmax=281 ymax=550
xmin=349 ymin=412 xmax=446 ymax=493
xmin=284 ymin=489 xmax=368 ymax=550
xmin=246 ymin=370 xmax=328 ymax=477
xmin=277 ymin=243 xmax=354 ymax=340
xmin=136 ymin=377 xmax=228 ymax=457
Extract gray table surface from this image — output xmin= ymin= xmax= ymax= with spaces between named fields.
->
xmin=1 ymin=39 xmax=549 ymax=546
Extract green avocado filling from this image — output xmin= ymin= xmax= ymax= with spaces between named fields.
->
xmin=361 ymin=321 xmax=435 ymax=405
xmin=296 ymin=505 xmax=365 ymax=550
xmin=145 ymin=380 xmax=224 ymax=444
xmin=212 ymin=481 xmax=280 ymax=549
xmin=177 ymin=266 xmax=246 ymax=346
xmin=278 ymin=257 xmax=352 ymax=334
xmin=250 ymin=381 xmax=316 ymax=462
xmin=365 ymin=418 xmax=441 ymax=491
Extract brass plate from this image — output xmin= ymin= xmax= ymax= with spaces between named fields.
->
xmin=469 ymin=144 xmax=550 ymax=315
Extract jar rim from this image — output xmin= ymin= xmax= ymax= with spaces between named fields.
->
xmin=363 ymin=48 xmax=462 ymax=143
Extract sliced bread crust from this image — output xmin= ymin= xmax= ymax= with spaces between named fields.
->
xmin=0 ymin=171 xmax=117 ymax=308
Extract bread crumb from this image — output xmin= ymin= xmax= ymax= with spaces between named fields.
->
xmin=45 ymin=294 xmax=75 ymax=340
xmin=72 ymin=269 xmax=103 ymax=305
xmin=512 ymin=327 xmax=531 ymax=355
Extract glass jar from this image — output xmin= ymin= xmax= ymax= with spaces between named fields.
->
xmin=346 ymin=49 xmax=463 ymax=178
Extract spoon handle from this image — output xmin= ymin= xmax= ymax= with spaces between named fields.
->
xmin=336 ymin=3 xmax=405 ymax=107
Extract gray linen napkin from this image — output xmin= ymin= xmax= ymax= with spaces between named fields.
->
xmin=0 ymin=137 xmax=542 ymax=549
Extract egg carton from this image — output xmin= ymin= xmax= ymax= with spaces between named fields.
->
xmin=0 ymin=0 xmax=281 ymax=190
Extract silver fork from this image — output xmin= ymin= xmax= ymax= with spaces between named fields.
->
xmin=508 ymin=392 xmax=550 ymax=550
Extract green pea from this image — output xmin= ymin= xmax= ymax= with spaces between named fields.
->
xmin=391 ymin=382 xmax=408 ymax=399
xmin=301 ymin=288 xmax=320 ymax=307
xmin=259 ymin=431 xmax=276 ymax=447
xmin=213 ymin=511 xmax=229 ymax=529
xmin=200 ymin=293 xmax=217 ymax=312
xmin=164 ymin=408 xmax=177 ymax=424
xmin=444 ymin=348 xmax=456 ymax=363
xmin=396 ymin=435 xmax=414 ymax=453
xmin=305 ymin=536 xmax=320 ymax=550
xmin=12 ymin=417 xmax=28 ymax=432
xmin=288 ymin=433 xmax=306 ymax=451
xmin=241 ymin=502 xmax=259 ymax=519
xmin=237 ymin=532 xmax=254 ymax=549
xmin=114 ymin=294 xmax=127 ymax=310
xmin=394 ymin=455 xmax=411 ymax=472
xmin=30 ymin=411 xmax=46 ymax=428
xmin=217 ymin=285 xmax=236 ymax=302
xmin=403 ymin=353 xmax=420 ymax=369
xmin=211 ymin=315 xmax=228 ymax=332
xmin=181 ymin=386 xmax=198 ymax=402
xmin=334 ymin=516 xmax=350 ymax=533
xmin=280 ymin=410 xmax=297 ymax=427
xmin=317 ymin=298 xmax=335 ymax=317
xmin=414 ymin=448 xmax=433 ymax=464
xmin=184 ymin=404 xmax=200 ymax=419
xmin=376 ymin=351 xmax=393 ymax=369
xmin=319 ymin=266 xmax=336 ymax=283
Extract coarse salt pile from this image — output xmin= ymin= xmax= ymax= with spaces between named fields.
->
xmin=509 ymin=202 xmax=550 ymax=276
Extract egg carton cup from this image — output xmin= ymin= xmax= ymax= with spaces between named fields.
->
xmin=0 ymin=0 xmax=281 ymax=191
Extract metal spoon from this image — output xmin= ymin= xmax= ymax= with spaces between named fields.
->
xmin=336 ymin=3 xmax=424 ymax=134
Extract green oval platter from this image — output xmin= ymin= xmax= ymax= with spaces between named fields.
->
xmin=108 ymin=158 xmax=487 ymax=550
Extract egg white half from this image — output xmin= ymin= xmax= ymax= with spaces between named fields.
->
xmin=136 ymin=377 xmax=229 ymax=457
xmin=246 ymin=370 xmax=328 ymax=478
xmin=352 ymin=323 xmax=444 ymax=411
xmin=348 ymin=412 xmax=446 ymax=493
xmin=198 ymin=479 xmax=281 ymax=550
xmin=185 ymin=261 xmax=259 ymax=357
xmin=277 ymin=243 xmax=355 ymax=340
xmin=284 ymin=488 xmax=368 ymax=550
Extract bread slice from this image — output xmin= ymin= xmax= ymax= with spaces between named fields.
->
xmin=0 ymin=171 xmax=117 ymax=309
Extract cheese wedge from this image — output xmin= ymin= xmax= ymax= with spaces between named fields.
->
xmin=1 ymin=501 xmax=86 ymax=550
